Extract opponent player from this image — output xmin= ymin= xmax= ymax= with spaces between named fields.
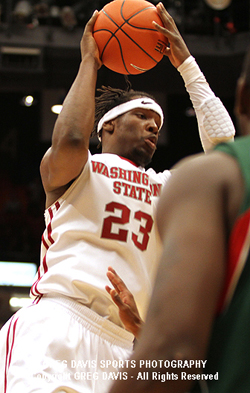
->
xmin=108 ymin=42 xmax=250 ymax=393
xmin=0 ymin=3 xmax=235 ymax=393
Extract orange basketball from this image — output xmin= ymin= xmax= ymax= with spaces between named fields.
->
xmin=93 ymin=0 xmax=168 ymax=75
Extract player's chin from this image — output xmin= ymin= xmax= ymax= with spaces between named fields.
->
xmin=134 ymin=148 xmax=153 ymax=167
xmin=143 ymin=143 xmax=156 ymax=159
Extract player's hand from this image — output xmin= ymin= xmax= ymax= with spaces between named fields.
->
xmin=105 ymin=267 xmax=144 ymax=339
xmin=80 ymin=10 xmax=102 ymax=69
xmin=154 ymin=2 xmax=190 ymax=68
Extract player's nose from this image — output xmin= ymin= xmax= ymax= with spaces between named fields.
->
xmin=146 ymin=118 xmax=159 ymax=134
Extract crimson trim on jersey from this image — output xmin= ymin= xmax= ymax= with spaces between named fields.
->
xmin=32 ymin=295 xmax=43 ymax=304
xmin=217 ymin=207 xmax=250 ymax=314
xmin=119 ymin=156 xmax=140 ymax=168
xmin=4 ymin=315 xmax=19 ymax=393
xmin=31 ymin=202 xmax=61 ymax=297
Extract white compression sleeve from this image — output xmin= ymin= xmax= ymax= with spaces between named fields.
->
xmin=178 ymin=56 xmax=235 ymax=152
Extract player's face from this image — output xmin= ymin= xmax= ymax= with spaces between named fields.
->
xmin=113 ymin=107 xmax=161 ymax=167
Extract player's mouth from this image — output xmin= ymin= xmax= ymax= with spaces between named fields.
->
xmin=144 ymin=135 xmax=157 ymax=151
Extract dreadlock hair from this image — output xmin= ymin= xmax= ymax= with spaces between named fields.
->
xmin=92 ymin=80 xmax=158 ymax=142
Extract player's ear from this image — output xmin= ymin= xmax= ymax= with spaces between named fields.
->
xmin=102 ymin=120 xmax=115 ymax=134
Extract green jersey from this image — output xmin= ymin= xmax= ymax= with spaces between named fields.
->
xmin=192 ymin=135 xmax=250 ymax=393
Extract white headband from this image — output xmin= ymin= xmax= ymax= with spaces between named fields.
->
xmin=97 ymin=97 xmax=164 ymax=141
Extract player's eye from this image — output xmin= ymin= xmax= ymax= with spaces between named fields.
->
xmin=136 ymin=112 xmax=146 ymax=119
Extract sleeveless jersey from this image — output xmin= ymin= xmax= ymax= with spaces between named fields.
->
xmin=192 ymin=135 xmax=250 ymax=392
xmin=31 ymin=152 xmax=171 ymax=327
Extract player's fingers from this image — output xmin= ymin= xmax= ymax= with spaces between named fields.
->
xmin=155 ymin=5 xmax=179 ymax=42
xmin=152 ymin=21 xmax=174 ymax=48
xmin=110 ymin=289 xmax=126 ymax=308
xmin=106 ymin=286 xmax=124 ymax=308
xmin=164 ymin=47 xmax=172 ymax=57
xmin=84 ymin=10 xmax=99 ymax=33
xmin=153 ymin=21 xmax=165 ymax=33
xmin=106 ymin=271 xmax=123 ymax=297
xmin=156 ymin=2 xmax=176 ymax=29
xmin=106 ymin=270 xmax=118 ymax=286
xmin=107 ymin=266 xmax=116 ymax=274
xmin=107 ymin=268 xmax=128 ymax=292
xmin=105 ymin=285 xmax=112 ymax=295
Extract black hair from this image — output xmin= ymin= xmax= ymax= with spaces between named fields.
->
xmin=92 ymin=81 xmax=158 ymax=139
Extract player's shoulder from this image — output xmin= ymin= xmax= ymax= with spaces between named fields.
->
xmin=157 ymin=150 xmax=244 ymax=238
xmin=146 ymin=167 xmax=171 ymax=185
xmin=163 ymin=150 xmax=242 ymax=202
xmin=174 ymin=150 xmax=240 ymax=179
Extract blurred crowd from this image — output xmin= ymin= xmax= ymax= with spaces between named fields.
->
xmin=0 ymin=170 xmax=45 ymax=264
xmin=0 ymin=0 xmax=249 ymax=35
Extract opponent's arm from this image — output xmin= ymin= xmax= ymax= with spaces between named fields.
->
xmin=154 ymin=2 xmax=235 ymax=152
xmin=40 ymin=11 xmax=102 ymax=206
xmin=108 ymin=151 xmax=243 ymax=393
xmin=106 ymin=267 xmax=144 ymax=339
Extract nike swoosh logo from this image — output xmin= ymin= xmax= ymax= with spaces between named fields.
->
xmin=141 ymin=100 xmax=153 ymax=105
xmin=130 ymin=64 xmax=149 ymax=72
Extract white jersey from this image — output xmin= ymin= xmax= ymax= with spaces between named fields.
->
xmin=31 ymin=152 xmax=171 ymax=326
xmin=31 ymin=56 xmax=235 ymax=329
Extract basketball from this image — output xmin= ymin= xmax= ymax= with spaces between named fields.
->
xmin=93 ymin=0 xmax=168 ymax=75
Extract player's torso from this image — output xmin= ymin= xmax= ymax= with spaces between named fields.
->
xmin=32 ymin=152 xmax=171 ymax=325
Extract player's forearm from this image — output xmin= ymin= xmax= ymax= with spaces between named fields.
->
xmin=178 ymin=56 xmax=235 ymax=152
xmin=52 ymin=54 xmax=98 ymax=150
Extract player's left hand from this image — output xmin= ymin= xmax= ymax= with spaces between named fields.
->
xmin=105 ymin=267 xmax=144 ymax=339
xmin=154 ymin=2 xmax=191 ymax=68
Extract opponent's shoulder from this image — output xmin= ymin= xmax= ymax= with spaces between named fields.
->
xmin=170 ymin=150 xmax=242 ymax=190
xmin=157 ymin=151 xmax=244 ymax=234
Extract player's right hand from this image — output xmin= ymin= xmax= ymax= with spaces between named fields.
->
xmin=80 ymin=10 xmax=102 ymax=69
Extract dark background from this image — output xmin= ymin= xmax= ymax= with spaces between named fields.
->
xmin=0 ymin=0 xmax=249 ymax=324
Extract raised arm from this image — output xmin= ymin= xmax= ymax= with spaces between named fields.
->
xmin=40 ymin=11 xmax=102 ymax=207
xmin=154 ymin=2 xmax=235 ymax=152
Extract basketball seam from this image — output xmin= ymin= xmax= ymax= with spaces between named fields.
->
xmin=100 ymin=9 xmax=159 ymax=66
xmin=98 ymin=29 xmax=130 ymax=73
xmin=121 ymin=0 xmax=156 ymax=31
xmin=93 ymin=0 xmax=165 ymax=74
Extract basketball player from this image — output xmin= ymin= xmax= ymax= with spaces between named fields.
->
xmin=0 ymin=3 xmax=235 ymax=393
xmin=108 ymin=44 xmax=250 ymax=393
